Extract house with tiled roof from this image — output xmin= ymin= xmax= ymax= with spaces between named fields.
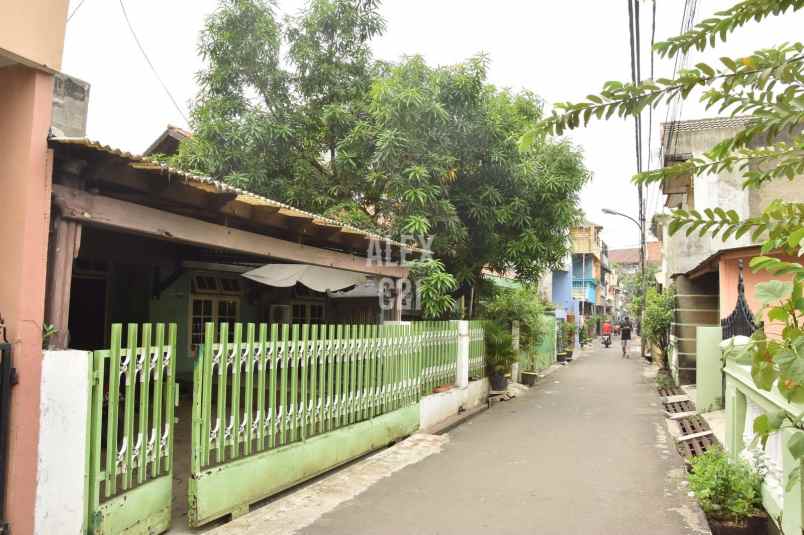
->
xmin=607 ymin=241 xmax=662 ymax=274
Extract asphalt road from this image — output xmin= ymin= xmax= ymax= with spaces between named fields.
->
xmin=297 ymin=341 xmax=710 ymax=535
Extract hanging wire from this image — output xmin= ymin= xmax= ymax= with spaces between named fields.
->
xmin=118 ymin=0 xmax=190 ymax=125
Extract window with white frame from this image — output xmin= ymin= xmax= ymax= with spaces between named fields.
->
xmin=290 ymin=301 xmax=325 ymax=325
xmin=190 ymin=296 xmax=240 ymax=349
xmin=191 ymin=273 xmax=242 ymax=295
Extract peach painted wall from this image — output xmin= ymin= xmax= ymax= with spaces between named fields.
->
xmin=0 ymin=0 xmax=69 ymax=71
xmin=719 ymin=252 xmax=798 ymax=339
xmin=0 ymin=65 xmax=54 ymax=535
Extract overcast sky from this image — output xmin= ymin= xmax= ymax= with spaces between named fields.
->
xmin=61 ymin=0 xmax=804 ymax=249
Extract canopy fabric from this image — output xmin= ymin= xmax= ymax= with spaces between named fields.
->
xmin=242 ymin=264 xmax=368 ymax=293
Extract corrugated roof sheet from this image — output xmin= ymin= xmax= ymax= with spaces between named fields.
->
xmin=49 ymin=136 xmax=425 ymax=253
xmin=660 ymin=116 xmax=753 ymax=135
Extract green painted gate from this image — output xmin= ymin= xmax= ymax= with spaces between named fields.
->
xmin=188 ymin=322 xmax=426 ymax=526
xmin=85 ymin=323 xmax=178 ymax=534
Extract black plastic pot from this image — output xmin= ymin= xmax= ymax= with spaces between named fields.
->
xmin=707 ymin=513 xmax=768 ymax=535
xmin=490 ymin=372 xmax=508 ymax=391
xmin=520 ymin=371 xmax=539 ymax=386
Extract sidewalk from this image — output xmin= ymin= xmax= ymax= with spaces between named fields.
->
xmin=213 ymin=342 xmax=709 ymax=535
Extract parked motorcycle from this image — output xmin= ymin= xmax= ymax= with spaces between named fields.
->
xmin=602 ymin=334 xmax=612 ymax=348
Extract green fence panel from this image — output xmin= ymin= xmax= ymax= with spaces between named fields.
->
xmin=86 ymin=323 xmax=177 ymax=535
xmin=418 ymin=321 xmax=460 ymax=395
xmin=468 ymin=320 xmax=486 ymax=380
xmin=189 ymin=320 xmax=428 ymax=526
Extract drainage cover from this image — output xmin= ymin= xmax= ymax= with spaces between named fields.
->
xmin=677 ymin=433 xmax=717 ymax=458
xmin=657 ymin=386 xmax=683 ymax=397
xmin=663 ymin=399 xmax=695 ymax=414
xmin=676 ymin=415 xmax=709 ymax=436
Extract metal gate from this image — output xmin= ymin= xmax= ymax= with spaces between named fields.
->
xmin=85 ymin=323 xmax=177 ymax=534
xmin=0 ymin=338 xmax=16 ymax=535
xmin=189 ymin=321 xmax=425 ymax=527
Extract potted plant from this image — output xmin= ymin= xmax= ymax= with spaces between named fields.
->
xmin=688 ymin=448 xmax=767 ymax=535
xmin=484 ymin=320 xmax=515 ymax=391
xmin=520 ymin=349 xmax=539 ymax=386
xmin=560 ymin=322 xmax=576 ymax=361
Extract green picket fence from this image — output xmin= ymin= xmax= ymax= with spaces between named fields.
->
xmin=468 ymin=320 xmax=486 ymax=379
xmin=86 ymin=323 xmax=178 ymax=534
xmin=418 ymin=321 xmax=460 ymax=394
xmin=191 ymin=322 xmax=426 ymax=473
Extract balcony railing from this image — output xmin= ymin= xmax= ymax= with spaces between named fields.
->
xmin=724 ymin=360 xmax=803 ymax=535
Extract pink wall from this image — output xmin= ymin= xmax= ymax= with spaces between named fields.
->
xmin=719 ymin=251 xmax=798 ymax=339
xmin=0 ymin=64 xmax=53 ymax=534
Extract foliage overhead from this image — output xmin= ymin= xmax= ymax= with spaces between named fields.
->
xmin=175 ymin=0 xmax=590 ymax=294
xmin=524 ymin=0 xmax=804 ymax=486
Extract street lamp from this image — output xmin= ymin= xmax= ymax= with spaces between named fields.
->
xmin=602 ymin=207 xmax=646 ymax=359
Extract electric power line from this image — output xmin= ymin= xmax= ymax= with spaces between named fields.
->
xmin=67 ymin=0 xmax=88 ymax=22
xmin=118 ymin=0 xmax=189 ymax=125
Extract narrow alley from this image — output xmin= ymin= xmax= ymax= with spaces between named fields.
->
xmin=212 ymin=343 xmax=709 ymax=535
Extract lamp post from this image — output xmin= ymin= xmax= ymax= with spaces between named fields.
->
xmin=602 ymin=207 xmax=646 ymax=359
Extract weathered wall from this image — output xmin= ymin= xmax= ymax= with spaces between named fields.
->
xmin=34 ymin=350 xmax=91 ymax=535
xmin=51 ymin=73 xmax=90 ymax=137
xmin=0 ymin=65 xmax=54 ymax=534
xmin=662 ymin=122 xmax=804 ymax=280
xmin=662 ymin=123 xmax=754 ymax=278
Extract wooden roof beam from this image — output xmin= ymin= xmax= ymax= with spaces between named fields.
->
xmin=52 ymin=185 xmax=408 ymax=278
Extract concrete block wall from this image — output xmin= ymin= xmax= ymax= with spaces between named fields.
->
xmin=51 ymin=73 xmax=89 ymax=137
xmin=671 ymin=274 xmax=719 ymax=385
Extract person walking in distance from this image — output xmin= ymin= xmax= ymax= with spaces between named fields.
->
xmin=620 ymin=317 xmax=633 ymax=358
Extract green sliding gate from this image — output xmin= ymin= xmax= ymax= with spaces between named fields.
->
xmin=82 ymin=320 xmax=476 ymax=531
xmin=188 ymin=322 xmax=427 ymax=526
xmin=85 ymin=323 xmax=178 ymax=534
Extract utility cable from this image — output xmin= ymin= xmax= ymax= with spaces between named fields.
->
xmin=118 ymin=0 xmax=190 ymax=125
xmin=67 ymin=0 xmax=88 ymax=22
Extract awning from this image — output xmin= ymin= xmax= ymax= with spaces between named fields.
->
xmin=242 ymin=264 xmax=368 ymax=293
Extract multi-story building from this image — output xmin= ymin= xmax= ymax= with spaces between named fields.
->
xmin=570 ymin=223 xmax=605 ymax=317
xmin=655 ymin=117 xmax=804 ymax=384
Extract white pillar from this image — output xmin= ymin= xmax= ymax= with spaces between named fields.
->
xmin=456 ymin=320 xmax=469 ymax=388
xmin=35 ymin=350 xmax=92 ymax=535
xmin=511 ymin=320 xmax=520 ymax=383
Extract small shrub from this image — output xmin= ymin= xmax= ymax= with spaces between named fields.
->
xmin=483 ymin=320 xmax=516 ymax=376
xmin=656 ymin=371 xmax=675 ymax=390
xmin=688 ymin=448 xmax=762 ymax=522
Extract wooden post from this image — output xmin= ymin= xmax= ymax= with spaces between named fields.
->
xmin=391 ymin=285 xmax=403 ymax=322
xmin=44 ymin=214 xmax=81 ymax=349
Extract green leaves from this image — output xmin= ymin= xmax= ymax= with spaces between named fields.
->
xmin=789 ymin=431 xmax=804 ymax=460
xmin=409 ymin=259 xmax=457 ymax=319
xmin=654 ymin=0 xmax=803 ymax=59
xmin=756 ymin=280 xmax=794 ymax=305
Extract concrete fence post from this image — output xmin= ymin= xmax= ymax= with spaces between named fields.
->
xmin=34 ymin=350 xmax=92 ymax=535
xmin=695 ymin=326 xmax=724 ymax=412
xmin=511 ymin=320 xmax=520 ymax=383
xmin=456 ymin=320 xmax=469 ymax=389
